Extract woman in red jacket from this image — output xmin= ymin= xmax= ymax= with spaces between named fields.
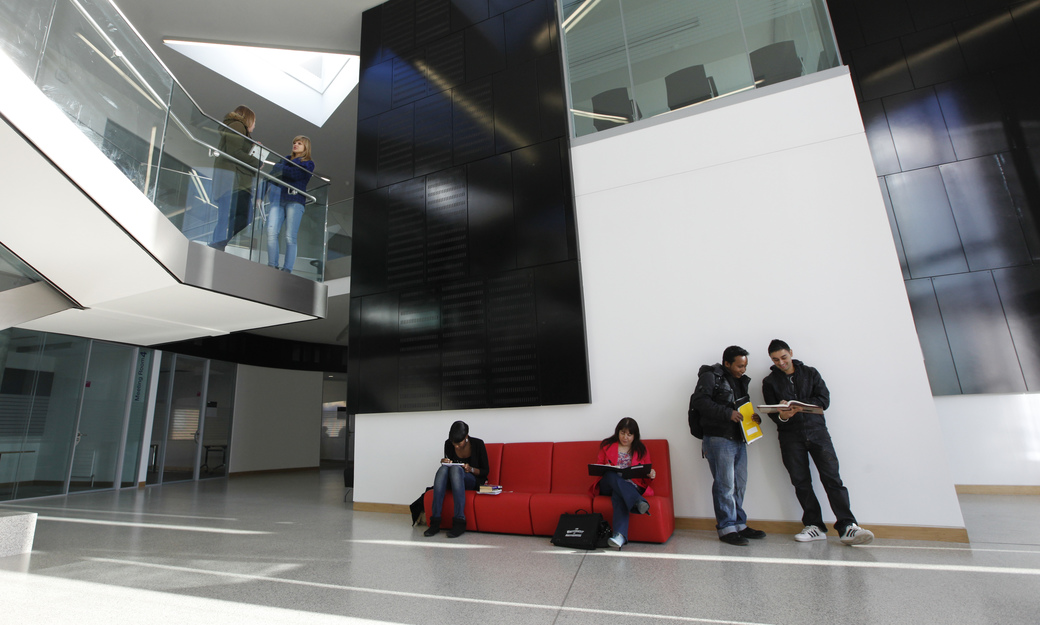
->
xmin=592 ymin=417 xmax=656 ymax=549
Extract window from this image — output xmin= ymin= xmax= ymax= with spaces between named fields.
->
xmin=170 ymin=408 xmax=199 ymax=441
xmin=321 ymin=402 xmax=346 ymax=437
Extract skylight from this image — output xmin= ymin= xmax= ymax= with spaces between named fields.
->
xmin=164 ymin=39 xmax=359 ymax=127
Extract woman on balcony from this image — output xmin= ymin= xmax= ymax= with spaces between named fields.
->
xmin=265 ymin=136 xmax=315 ymax=273
xmin=211 ymin=105 xmax=261 ymax=251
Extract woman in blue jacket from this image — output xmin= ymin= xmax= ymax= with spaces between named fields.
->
xmin=266 ymin=136 xmax=315 ymax=272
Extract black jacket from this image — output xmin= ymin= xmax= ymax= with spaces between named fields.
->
xmin=761 ymin=360 xmax=831 ymax=434
xmin=443 ymin=436 xmax=490 ymax=487
xmin=690 ymin=364 xmax=748 ymax=442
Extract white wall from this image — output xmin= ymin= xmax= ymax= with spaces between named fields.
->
xmin=936 ymin=394 xmax=1040 ymax=485
xmin=229 ymin=365 xmax=323 ymax=473
xmin=355 ymin=70 xmax=966 ymax=530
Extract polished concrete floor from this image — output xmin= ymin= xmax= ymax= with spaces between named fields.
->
xmin=2 ymin=471 xmax=1038 ymax=625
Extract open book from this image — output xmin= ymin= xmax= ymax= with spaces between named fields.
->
xmin=588 ymin=463 xmax=652 ymax=479
xmin=757 ymin=400 xmax=824 ymax=414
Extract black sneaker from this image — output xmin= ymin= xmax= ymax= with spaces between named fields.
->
xmin=738 ymin=527 xmax=766 ymax=540
xmin=719 ymin=532 xmax=749 ymax=546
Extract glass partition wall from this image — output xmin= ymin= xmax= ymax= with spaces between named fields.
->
xmin=1 ymin=0 xmax=331 ymax=280
xmin=0 ymin=329 xmax=90 ymax=500
xmin=0 ymin=328 xmax=236 ymax=501
xmin=560 ymin=0 xmax=841 ymax=137
xmin=148 ymin=353 xmax=236 ymax=485
xmin=68 ymin=341 xmax=137 ymax=493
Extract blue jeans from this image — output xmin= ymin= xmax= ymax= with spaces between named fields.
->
xmin=211 ymin=186 xmax=253 ymax=250
xmin=597 ymin=471 xmax=647 ymax=540
xmin=779 ymin=427 xmax=856 ymax=534
xmin=431 ymin=464 xmax=477 ymax=520
xmin=266 ymin=200 xmax=304 ymax=271
xmin=702 ymin=436 xmax=748 ymax=536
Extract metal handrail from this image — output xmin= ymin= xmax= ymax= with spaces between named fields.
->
xmin=69 ymin=0 xmax=323 ymax=205
xmin=165 ymin=112 xmax=319 ymax=204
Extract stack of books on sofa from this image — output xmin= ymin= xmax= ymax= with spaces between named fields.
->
xmin=478 ymin=484 xmax=502 ymax=495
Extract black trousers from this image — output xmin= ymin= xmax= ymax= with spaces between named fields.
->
xmin=779 ymin=427 xmax=856 ymax=534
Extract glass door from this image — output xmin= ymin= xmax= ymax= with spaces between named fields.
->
xmin=0 ymin=329 xmax=90 ymax=501
xmin=161 ymin=355 xmax=208 ymax=483
xmin=199 ymin=359 xmax=235 ymax=478
xmin=68 ymin=342 xmax=136 ymax=492
xmin=120 ymin=349 xmax=154 ymax=488
xmin=147 ymin=351 xmax=174 ymax=485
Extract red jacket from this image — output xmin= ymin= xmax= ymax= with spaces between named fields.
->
xmin=590 ymin=442 xmax=655 ymax=497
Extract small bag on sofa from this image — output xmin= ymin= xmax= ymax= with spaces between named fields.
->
xmin=550 ymin=510 xmax=611 ymax=550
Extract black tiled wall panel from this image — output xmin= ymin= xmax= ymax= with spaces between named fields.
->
xmin=349 ymin=0 xmax=589 ymax=413
xmin=829 ymin=0 xmax=1040 ymax=394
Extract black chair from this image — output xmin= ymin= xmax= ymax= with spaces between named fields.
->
xmin=817 ymin=49 xmax=837 ymax=72
xmin=749 ymin=40 xmax=803 ymax=88
xmin=591 ymin=87 xmax=636 ymax=131
xmin=665 ymin=65 xmax=715 ymax=110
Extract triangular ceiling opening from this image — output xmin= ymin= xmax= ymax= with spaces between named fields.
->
xmin=165 ymin=39 xmax=359 ymax=127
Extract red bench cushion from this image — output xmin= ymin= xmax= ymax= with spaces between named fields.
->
xmin=499 ymin=442 xmax=553 ymax=492
xmin=485 ymin=443 xmax=503 ymax=485
xmin=473 ymin=442 xmax=552 ymax=535
xmin=550 ymin=440 xmax=601 ymax=494
xmin=643 ymin=439 xmax=672 ymax=497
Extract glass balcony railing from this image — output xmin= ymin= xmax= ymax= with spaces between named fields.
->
xmin=560 ymin=0 xmax=841 ymax=137
xmin=0 ymin=0 xmax=331 ymax=281
xmin=323 ymin=198 xmax=353 ymax=282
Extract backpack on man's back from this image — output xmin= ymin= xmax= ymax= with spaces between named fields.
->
xmin=687 ymin=368 xmax=722 ymax=439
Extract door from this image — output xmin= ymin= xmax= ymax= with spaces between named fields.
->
xmin=0 ymin=329 xmax=89 ymax=500
xmin=161 ymin=355 xmax=208 ymax=483
xmin=198 ymin=359 xmax=235 ymax=478
xmin=68 ymin=342 xmax=135 ymax=492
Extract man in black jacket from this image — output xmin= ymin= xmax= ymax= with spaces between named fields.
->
xmin=762 ymin=339 xmax=873 ymax=546
xmin=690 ymin=346 xmax=766 ymax=546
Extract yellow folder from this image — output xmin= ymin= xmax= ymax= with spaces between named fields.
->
xmin=738 ymin=401 xmax=763 ymax=444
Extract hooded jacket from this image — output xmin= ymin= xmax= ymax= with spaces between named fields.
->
xmin=761 ymin=359 xmax=831 ymax=435
xmin=690 ymin=363 xmax=747 ymax=442
xmin=215 ymin=111 xmax=261 ymax=191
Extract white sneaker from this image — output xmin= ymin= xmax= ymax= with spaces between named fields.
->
xmin=794 ymin=525 xmax=826 ymax=542
xmin=607 ymin=532 xmax=626 ymax=549
xmin=840 ymin=524 xmax=874 ymax=546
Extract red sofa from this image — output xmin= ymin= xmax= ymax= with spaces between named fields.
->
xmin=423 ymin=439 xmax=674 ymax=543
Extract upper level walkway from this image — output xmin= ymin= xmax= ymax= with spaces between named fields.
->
xmin=0 ymin=0 xmax=328 ymax=344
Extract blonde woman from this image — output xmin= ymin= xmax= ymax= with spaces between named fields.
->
xmin=266 ymin=135 xmax=315 ymax=272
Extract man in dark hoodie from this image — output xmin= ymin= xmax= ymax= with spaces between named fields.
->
xmin=761 ymin=339 xmax=873 ymax=546
xmin=690 ymin=345 xmax=766 ymax=546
